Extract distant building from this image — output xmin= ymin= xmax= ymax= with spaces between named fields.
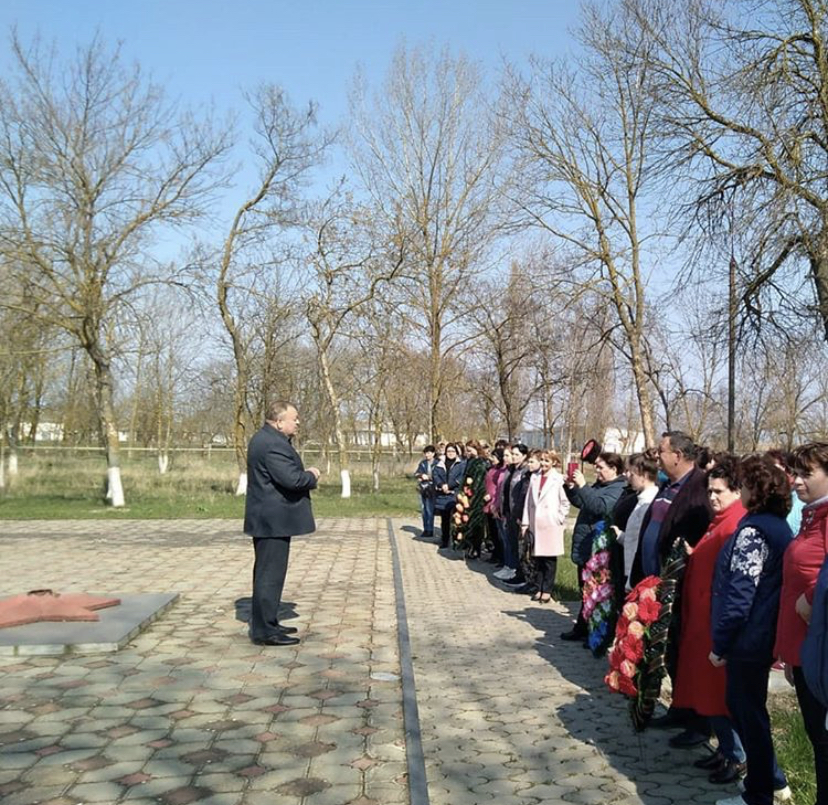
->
xmin=519 ymin=426 xmax=646 ymax=456
xmin=602 ymin=427 xmax=646 ymax=454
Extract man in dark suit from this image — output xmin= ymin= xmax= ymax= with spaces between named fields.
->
xmin=244 ymin=400 xmax=320 ymax=646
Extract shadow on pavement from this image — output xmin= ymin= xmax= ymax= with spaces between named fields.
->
xmin=233 ymin=597 xmax=298 ymax=624
xmin=500 ymin=605 xmax=724 ymax=803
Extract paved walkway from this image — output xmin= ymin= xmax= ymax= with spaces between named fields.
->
xmin=0 ymin=518 xmax=731 ymax=805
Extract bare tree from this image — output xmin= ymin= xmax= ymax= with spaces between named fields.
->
xmin=348 ymin=43 xmax=509 ymax=441
xmin=304 ymin=191 xmax=406 ymax=497
xmin=214 ymin=84 xmax=328 ymax=494
xmin=125 ymin=288 xmax=204 ymax=472
xmin=467 ymin=264 xmax=539 ymax=440
xmin=0 ymin=35 xmax=231 ymax=505
xmin=632 ymin=0 xmax=828 ymax=340
xmin=508 ymin=2 xmax=662 ymax=446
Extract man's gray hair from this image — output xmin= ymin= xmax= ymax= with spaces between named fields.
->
xmin=266 ymin=400 xmax=296 ymax=422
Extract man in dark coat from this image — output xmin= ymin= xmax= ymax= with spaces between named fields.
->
xmin=629 ymin=431 xmax=713 ymax=740
xmin=630 ymin=431 xmax=713 ymax=586
xmin=244 ymin=400 xmax=320 ymax=646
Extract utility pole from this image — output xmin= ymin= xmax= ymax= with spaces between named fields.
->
xmin=727 ymin=253 xmax=737 ymax=453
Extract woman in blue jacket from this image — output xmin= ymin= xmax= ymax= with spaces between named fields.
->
xmin=710 ymin=455 xmax=794 ymax=805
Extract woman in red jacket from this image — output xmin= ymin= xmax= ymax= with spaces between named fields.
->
xmin=776 ymin=442 xmax=828 ymax=805
xmin=673 ymin=456 xmax=747 ymax=784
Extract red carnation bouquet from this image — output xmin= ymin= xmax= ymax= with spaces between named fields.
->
xmin=603 ymin=539 xmax=687 ymax=731
xmin=605 ymin=577 xmax=662 ymax=697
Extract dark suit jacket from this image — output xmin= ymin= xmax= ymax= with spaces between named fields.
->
xmin=243 ymin=423 xmax=318 ymax=538
xmin=629 ymin=466 xmax=712 ymax=585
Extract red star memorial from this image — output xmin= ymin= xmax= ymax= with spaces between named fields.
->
xmin=0 ymin=589 xmax=121 ymax=628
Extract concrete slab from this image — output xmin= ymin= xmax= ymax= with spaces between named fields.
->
xmin=0 ymin=592 xmax=178 ymax=656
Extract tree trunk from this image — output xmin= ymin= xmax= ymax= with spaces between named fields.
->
xmin=128 ymin=345 xmax=144 ymax=457
xmin=91 ymin=353 xmax=125 ymax=507
xmin=5 ymin=432 xmax=18 ymax=477
xmin=428 ymin=314 xmax=442 ymax=442
xmin=812 ymin=237 xmax=828 ymax=342
xmin=630 ymin=349 xmax=656 ymax=448
xmin=316 ymin=341 xmax=350 ymax=498
xmin=231 ymin=366 xmax=249 ymax=495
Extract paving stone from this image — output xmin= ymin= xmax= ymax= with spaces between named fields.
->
xmin=159 ymin=785 xmax=213 ymax=804
xmin=275 ymin=777 xmax=331 ymax=796
xmin=68 ymin=780 xmax=129 ymax=801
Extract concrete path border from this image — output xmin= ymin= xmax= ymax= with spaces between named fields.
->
xmin=386 ymin=518 xmax=430 ymax=805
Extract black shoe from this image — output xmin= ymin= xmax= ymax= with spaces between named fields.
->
xmin=276 ymin=625 xmax=298 ymax=635
xmin=693 ymin=750 xmax=725 ymax=770
xmin=508 ymin=583 xmax=535 ymax=594
xmin=252 ymin=633 xmax=300 ymax=646
xmin=502 ymin=575 xmax=527 ymax=587
xmin=560 ymin=628 xmax=587 ymax=641
xmin=669 ymin=729 xmax=711 ymax=749
xmin=709 ymin=760 xmax=746 ymax=784
xmin=649 ymin=710 xmax=686 ymax=730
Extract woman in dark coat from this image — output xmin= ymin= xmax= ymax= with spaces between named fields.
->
xmin=433 ymin=443 xmax=466 ymax=549
xmin=561 ymin=452 xmax=626 ymax=641
xmin=710 ymin=455 xmax=793 ymax=805
xmin=495 ymin=444 xmax=531 ymax=583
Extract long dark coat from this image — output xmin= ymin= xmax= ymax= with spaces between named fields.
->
xmin=243 ymin=423 xmax=318 ymax=538
xmin=629 ymin=466 xmax=712 ymax=586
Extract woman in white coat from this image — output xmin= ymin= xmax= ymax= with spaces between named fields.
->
xmin=522 ymin=450 xmax=570 ymax=603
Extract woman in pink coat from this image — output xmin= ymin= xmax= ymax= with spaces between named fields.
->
xmin=522 ymin=450 xmax=570 ymax=602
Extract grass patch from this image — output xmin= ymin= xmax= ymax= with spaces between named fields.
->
xmin=0 ymin=452 xmax=417 ymax=519
xmin=770 ymin=692 xmax=817 ymax=803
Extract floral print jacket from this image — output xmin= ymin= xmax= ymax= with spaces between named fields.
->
xmin=711 ymin=512 xmax=793 ymax=662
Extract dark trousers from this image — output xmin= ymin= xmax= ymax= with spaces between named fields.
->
xmin=505 ymin=519 xmax=520 ymax=571
xmin=794 ymin=665 xmax=828 ymax=805
xmin=573 ymin=562 xmax=587 ymax=633
xmin=249 ymin=536 xmax=291 ymax=641
xmin=534 ymin=556 xmax=558 ymax=594
xmin=486 ymin=514 xmax=503 ymax=563
xmin=726 ymin=659 xmax=787 ymax=805
xmin=439 ymin=504 xmax=455 ymax=547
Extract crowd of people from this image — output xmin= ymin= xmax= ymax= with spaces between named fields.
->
xmin=413 ymin=432 xmax=828 ymax=805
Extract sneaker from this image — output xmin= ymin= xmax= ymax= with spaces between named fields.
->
xmin=737 ymin=782 xmax=791 ymax=802
xmin=495 ymin=567 xmax=516 ymax=580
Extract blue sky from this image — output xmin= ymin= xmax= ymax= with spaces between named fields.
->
xmin=0 ymin=1 xmax=584 ymax=258
xmin=0 ymin=1 xmax=582 ymax=132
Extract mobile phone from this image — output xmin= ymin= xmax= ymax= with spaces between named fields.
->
xmin=566 ymin=462 xmax=579 ymax=479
